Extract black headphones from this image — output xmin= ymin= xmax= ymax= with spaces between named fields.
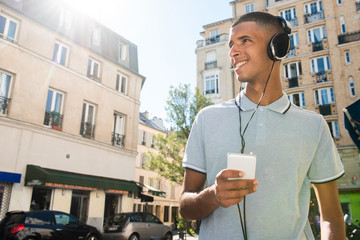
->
xmin=267 ymin=16 xmax=292 ymax=61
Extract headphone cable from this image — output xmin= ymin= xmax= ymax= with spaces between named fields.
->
xmin=234 ymin=60 xmax=275 ymax=240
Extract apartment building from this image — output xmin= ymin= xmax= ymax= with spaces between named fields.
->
xmin=196 ymin=0 xmax=360 ymax=221
xmin=0 ymin=0 xmax=145 ymax=230
xmin=135 ymin=112 xmax=182 ymax=226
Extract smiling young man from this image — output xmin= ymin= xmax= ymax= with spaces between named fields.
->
xmin=179 ymin=12 xmax=346 ymax=239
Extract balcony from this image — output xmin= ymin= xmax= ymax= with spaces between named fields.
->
xmin=44 ymin=111 xmax=63 ymax=131
xmin=197 ymin=34 xmax=229 ymax=48
xmin=304 ymin=11 xmax=324 ymax=24
xmin=288 ymin=77 xmax=299 ymax=88
xmin=205 ymin=60 xmax=217 ymax=70
xmin=80 ymin=122 xmax=95 ymax=139
xmin=312 ymin=41 xmax=323 ymax=52
xmin=287 ymin=48 xmax=296 ymax=58
xmin=205 ymin=35 xmax=220 ymax=45
xmin=316 ymin=71 xmax=327 ymax=83
xmin=288 ymin=18 xmax=298 ymax=27
xmin=319 ymin=104 xmax=331 ymax=116
xmin=112 ymin=132 xmax=125 ymax=147
xmin=338 ymin=30 xmax=360 ymax=45
xmin=0 ymin=96 xmax=10 ymax=115
xmin=356 ymin=1 xmax=360 ymax=11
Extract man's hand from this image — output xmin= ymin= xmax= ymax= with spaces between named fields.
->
xmin=211 ymin=169 xmax=258 ymax=208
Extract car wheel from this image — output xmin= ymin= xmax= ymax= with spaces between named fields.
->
xmin=86 ymin=234 xmax=99 ymax=240
xmin=165 ymin=232 xmax=173 ymax=240
xmin=129 ymin=233 xmax=140 ymax=240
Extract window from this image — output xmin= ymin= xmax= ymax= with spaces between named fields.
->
xmin=327 ymin=121 xmax=340 ymax=138
xmin=171 ymin=185 xmax=175 ymax=199
xmin=279 ymin=8 xmax=297 ymax=21
xmin=87 ymin=58 xmax=101 ymax=80
xmin=112 ymin=113 xmax=125 ymax=147
xmin=52 ymin=42 xmax=68 ymax=66
xmin=54 ymin=212 xmax=78 ymax=227
xmin=349 ymin=77 xmax=356 ymax=97
xmin=204 ymin=73 xmax=219 ymax=95
xmin=205 ymin=50 xmax=217 ymax=69
xmin=345 ymin=51 xmax=351 ymax=64
xmin=90 ymin=25 xmax=100 ymax=47
xmin=208 ymin=29 xmax=219 ymax=44
xmin=289 ymin=33 xmax=299 ymax=49
xmin=311 ymin=56 xmax=330 ymax=73
xmin=80 ymin=102 xmax=96 ymax=138
xmin=59 ymin=8 xmax=72 ymax=30
xmin=139 ymin=176 xmax=144 ymax=184
xmin=43 ymin=89 xmax=64 ymax=128
xmin=118 ymin=42 xmax=128 ymax=61
xmin=314 ymin=87 xmax=335 ymax=105
xmin=337 ymin=0 xmax=342 ymax=5
xmin=340 ymin=16 xmax=346 ymax=34
xmin=288 ymin=92 xmax=305 ymax=107
xmin=0 ymin=14 xmax=18 ymax=42
xmin=25 ymin=211 xmax=53 ymax=225
xmin=116 ymin=73 xmax=127 ymax=94
xmin=0 ymin=71 xmax=12 ymax=114
xmin=245 ymin=3 xmax=255 ymax=13
xmin=142 ymin=131 xmax=146 ymax=145
xmin=30 ymin=188 xmax=52 ymax=211
xmin=304 ymin=1 xmax=323 ymax=15
xmin=307 ymin=26 xmax=326 ymax=43
xmin=141 ymin=154 xmax=147 ymax=168
xmin=164 ymin=206 xmax=169 ymax=222
xmin=284 ymin=61 xmax=302 ymax=78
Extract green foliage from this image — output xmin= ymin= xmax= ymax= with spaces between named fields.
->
xmin=145 ymin=84 xmax=212 ymax=184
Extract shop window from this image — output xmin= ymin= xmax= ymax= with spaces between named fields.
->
xmin=30 ymin=188 xmax=52 ymax=210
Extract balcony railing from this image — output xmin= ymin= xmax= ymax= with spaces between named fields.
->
xmin=205 ymin=88 xmax=218 ymax=95
xmin=44 ymin=111 xmax=63 ymax=130
xmin=288 ymin=77 xmax=299 ymax=88
xmin=304 ymin=11 xmax=324 ymax=24
xmin=0 ymin=96 xmax=10 ymax=115
xmin=356 ymin=1 xmax=360 ymax=11
xmin=316 ymin=72 xmax=327 ymax=83
xmin=80 ymin=122 xmax=95 ymax=139
xmin=319 ymin=104 xmax=331 ymax=116
xmin=205 ymin=35 xmax=220 ymax=45
xmin=287 ymin=48 xmax=296 ymax=58
xmin=112 ymin=132 xmax=125 ymax=147
xmin=338 ymin=30 xmax=360 ymax=45
xmin=312 ymin=41 xmax=324 ymax=52
xmin=205 ymin=60 xmax=217 ymax=70
xmin=288 ymin=18 xmax=298 ymax=27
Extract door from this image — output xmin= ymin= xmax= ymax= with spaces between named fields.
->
xmin=70 ymin=191 xmax=89 ymax=223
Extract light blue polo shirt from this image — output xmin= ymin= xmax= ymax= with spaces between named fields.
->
xmin=183 ymin=91 xmax=344 ymax=240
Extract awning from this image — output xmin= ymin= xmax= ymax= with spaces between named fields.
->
xmin=24 ymin=165 xmax=140 ymax=193
xmin=343 ymin=99 xmax=360 ymax=151
xmin=138 ymin=193 xmax=154 ymax=203
xmin=137 ymin=183 xmax=166 ymax=198
xmin=0 ymin=171 xmax=21 ymax=183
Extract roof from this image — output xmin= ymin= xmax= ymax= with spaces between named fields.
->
xmin=139 ymin=112 xmax=167 ymax=133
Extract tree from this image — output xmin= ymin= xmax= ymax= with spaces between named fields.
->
xmin=145 ymin=84 xmax=212 ymax=184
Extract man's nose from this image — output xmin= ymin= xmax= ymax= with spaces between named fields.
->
xmin=229 ymin=45 xmax=239 ymax=58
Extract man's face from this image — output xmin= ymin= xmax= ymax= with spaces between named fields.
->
xmin=228 ymin=21 xmax=272 ymax=84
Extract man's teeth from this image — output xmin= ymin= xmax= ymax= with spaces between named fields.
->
xmin=236 ymin=61 xmax=247 ymax=68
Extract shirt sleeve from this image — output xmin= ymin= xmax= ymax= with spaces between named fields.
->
xmin=308 ymin=117 xmax=345 ymax=183
xmin=182 ymin=110 xmax=207 ymax=173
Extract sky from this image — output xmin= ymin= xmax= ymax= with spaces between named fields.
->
xmin=66 ymin=0 xmax=232 ymax=126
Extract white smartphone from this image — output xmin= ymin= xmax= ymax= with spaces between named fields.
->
xmin=227 ymin=153 xmax=257 ymax=179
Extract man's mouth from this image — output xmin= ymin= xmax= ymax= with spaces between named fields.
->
xmin=235 ymin=60 xmax=247 ymax=70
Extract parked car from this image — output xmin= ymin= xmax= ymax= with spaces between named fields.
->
xmin=103 ymin=212 xmax=172 ymax=240
xmin=0 ymin=210 xmax=102 ymax=240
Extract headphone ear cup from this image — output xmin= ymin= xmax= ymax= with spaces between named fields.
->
xmin=267 ymin=33 xmax=291 ymax=61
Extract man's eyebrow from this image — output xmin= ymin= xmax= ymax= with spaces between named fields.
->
xmin=229 ymin=35 xmax=252 ymax=48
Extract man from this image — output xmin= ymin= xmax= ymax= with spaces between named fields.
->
xmin=179 ymin=12 xmax=345 ymax=239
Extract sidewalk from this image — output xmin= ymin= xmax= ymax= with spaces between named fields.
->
xmin=172 ymin=232 xmax=199 ymax=240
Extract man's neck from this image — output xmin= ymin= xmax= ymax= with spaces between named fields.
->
xmin=243 ymin=80 xmax=283 ymax=106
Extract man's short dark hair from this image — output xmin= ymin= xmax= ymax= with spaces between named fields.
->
xmin=232 ymin=12 xmax=283 ymax=34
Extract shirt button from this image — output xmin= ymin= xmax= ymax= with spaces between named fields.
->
xmin=259 ymin=107 xmax=264 ymax=111
xmin=259 ymin=123 xmax=264 ymax=127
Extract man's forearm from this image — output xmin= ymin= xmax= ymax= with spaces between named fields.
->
xmin=180 ymin=185 xmax=219 ymax=221
xmin=320 ymin=218 xmax=346 ymax=240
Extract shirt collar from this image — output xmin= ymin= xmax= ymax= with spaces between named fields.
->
xmin=235 ymin=91 xmax=291 ymax=114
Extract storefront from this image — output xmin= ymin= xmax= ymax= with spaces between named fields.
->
xmin=0 ymin=171 xmax=21 ymax=220
xmin=24 ymin=164 xmax=140 ymax=230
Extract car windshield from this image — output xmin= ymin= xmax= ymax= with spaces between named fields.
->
xmin=112 ymin=214 xmax=127 ymax=224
